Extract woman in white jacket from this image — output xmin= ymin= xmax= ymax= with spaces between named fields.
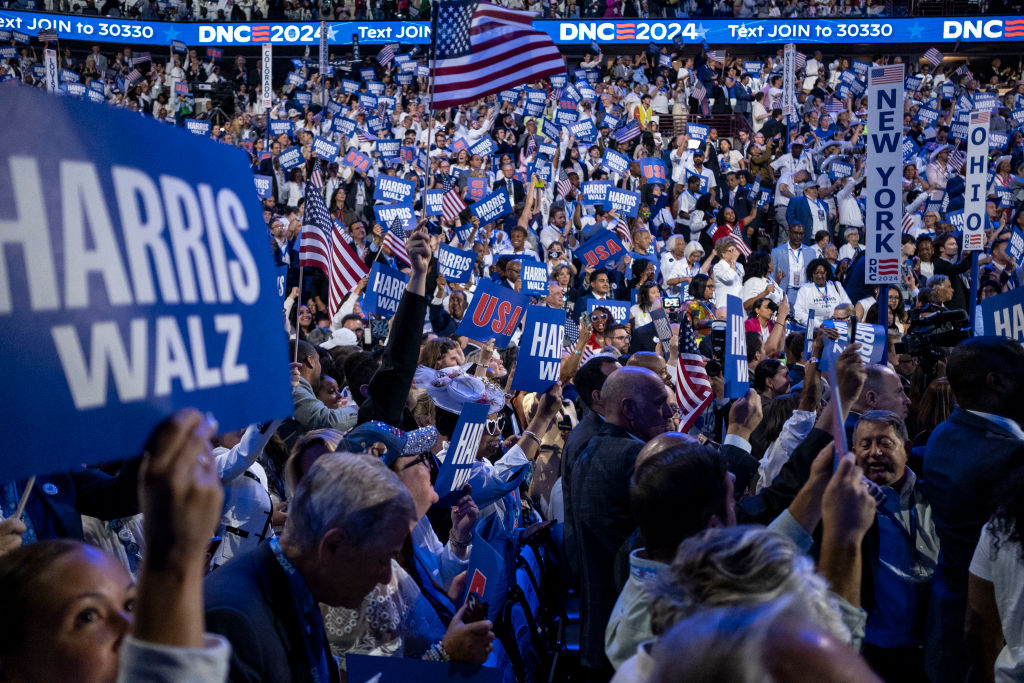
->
xmin=793 ymin=257 xmax=851 ymax=328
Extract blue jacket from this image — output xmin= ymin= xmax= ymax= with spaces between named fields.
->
xmin=786 ymin=196 xmax=831 ymax=243
xmin=923 ymin=408 xmax=1024 ymax=682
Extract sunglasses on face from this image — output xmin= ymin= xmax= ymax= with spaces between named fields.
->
xmin=591 ymin=312 xmax=609 ymax=320
xmin=486 ymin=416 xmax=505 ymax=435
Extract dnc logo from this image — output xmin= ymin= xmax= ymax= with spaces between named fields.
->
xmin=942 ymin=19 xmax=1024 ymax=39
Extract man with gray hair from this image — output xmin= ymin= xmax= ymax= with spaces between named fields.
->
xmin=204 ymin=453 xmax=416 ymax=682
xmin=851 ymin=410 xmax=938 ymax=681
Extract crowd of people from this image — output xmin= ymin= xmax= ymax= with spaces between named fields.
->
xmin=5 ymin=0 xmax=900 ymax=22
xmin=3 ymin=25 xmax=1024 ymax=683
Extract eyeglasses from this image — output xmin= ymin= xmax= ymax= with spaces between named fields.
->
xmin=401 ymin=452 xmax=433 ymax=471
xmin=590 ymin=312 xmax=609 ymax=320
xmin=486 ymin=416 xmax=505 ymax=435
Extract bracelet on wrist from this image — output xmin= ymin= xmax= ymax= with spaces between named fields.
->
xmin=520 ymin=430 xmax=540 ymax=444
xmin=449 ymin=532 xmax=472 ymax=549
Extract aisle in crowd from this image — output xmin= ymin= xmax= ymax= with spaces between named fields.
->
xmin=4 ymin=23 xmax=1024 ymax=683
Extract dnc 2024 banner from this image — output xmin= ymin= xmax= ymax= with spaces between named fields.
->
xmin=2 ymin=10 xmax=1023 ymax=46
xmin=0 ymin=87 xmax=292 ymax=482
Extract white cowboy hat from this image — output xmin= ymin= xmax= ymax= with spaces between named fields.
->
xmin=425 ymin=366 xmax=506 ymax=415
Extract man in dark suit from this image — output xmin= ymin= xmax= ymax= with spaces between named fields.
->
xmin=716 ymin=171 xmax=753 ymax=222
xmin=204 ymin=454 xmax=418 ymax=682
xmin=492 ymin=162 xmax=525 ymax=205
xmin=923 ymin=338 xmax=1024 ymax=683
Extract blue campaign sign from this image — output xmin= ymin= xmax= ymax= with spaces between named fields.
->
xmin=538 ymin=139 xmax=559 ymax=158
xmin=366 ymin=81 xmax=385 ymax=96
xmin=576 ymin=228 xmax=626 ymax=269
xmin=358 ymin=93 xmax=379 ymax=110
xmin=376 ymin=138 xmax=401 ymax=159
xmin=269 ymin=119 xmax=294 ymax=137
xmin=253 ymin=174 xmax=273 ymax=198
xmin=362 ymin=262 xmax=410 ymax=319
xmin=424 ymin=189 xmax=445 ymax=216
xmin=990 ymin=131 xmax=1009 ymax=150
xmin=606 ymin=187 xmax=641 ymax=217
xmin=469 ymin=137 xmax=496 ymax=158
xmin=286 ymin=71 xmax=305 ymax=87
xmin=581 ymin=180 xmax=612 ymax=206
xmin=640 ymin=158 xmax=668 ymax=185
xmin=311 ymin=136 xmax=340 ymax=163
xmin=185 ymin=119 xmax=212 ymax=136
xmin=827 ymin=160 xmax=854 ymax=181
xmin=915 ymin=106 xmax=940 ymax=126
xmin=293 ymin=91 xmax=312 ymax=107
xmin=724 ymin=295 xmax=750 ymax=399
xmin=373 ymin=174 xmax=416 ymax=203
xmin=342 ymin=148 xmax=372 ymax=174
xmin=539 ymin=118 xmax=561 ymax=141
xmin=498 ymin=89 xmax=519 ymax=103
xmin=511 ymin=305 xmax=564 ymax=393
xmin=437 ymin=244 xmax=475 ymax=284
xmin=686 ymin=122 xmax=710 ymax=141
xmin=524 ymin=101 xmax=545 ymax=117
xmin=570 ymin=118 xmax=597 ymax=143
xmin=982 ymin=285 xmax=1024 ymax=340
xmin=1008 ymin=228 xmax=1024 ymax=263
xmin=373 ymin=202 xmax=415 ymax=232
xmin=519 ymin=259 xmax=549 ymax=296
xmin=744 ymin=60 xmax=762 ymax=74
xmin=1010 ymin=108 xmax=1024 ymax=127
xmin=341 ymin=78 xmax=360 ymax=94
xmin=0 ymin=87 xmax=291 ymax=482
xmin=456 ymin=279 xmax=528 ymax=348
xmin=469 ymin=187 xmax=512 ymax=225
xmin=600 ymin=113 xmax=621 ymax=130
xmin=555 ymin=108 xmax=578 ymax=128
xmin=277 ymin=147 xmax=305 ymax=171
xmin=587 ymin=298 xmax=629 ymax=324
xmin=602 ymin=148 xmax=631 ymax=176
xmin=346 ymin=654 xmax=501 ymax=683
xmin=332 ymin=115 xmax=356 ymax=136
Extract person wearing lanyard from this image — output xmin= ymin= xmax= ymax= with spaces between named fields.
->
xmin=851 ymin=412 xmax=939 ymax=683
xmin=793 ymin=257 xmax=851 ymax=329
xmin=204 ymin=454 xmax=419 ymax=682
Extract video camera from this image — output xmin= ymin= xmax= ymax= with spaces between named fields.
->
xmin=895 ymin=309 xmax=972 ymax=361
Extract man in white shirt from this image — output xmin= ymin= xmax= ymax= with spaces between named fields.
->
xmin=690 ymin=150 xmax=718 ymax=193
xmin=770 ymin=137 xmax=816 ymax=179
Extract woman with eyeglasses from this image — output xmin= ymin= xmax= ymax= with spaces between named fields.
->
xmin=686 ymin=274 xmax=719 ymax=343
xmin=589 ymin=305 xmax=614 ymax=348
xmin=792 ymin=258 xmax=852 ymax=329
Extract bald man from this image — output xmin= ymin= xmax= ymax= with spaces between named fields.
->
xmin=845 ymin=364 xmax=911 ymax=443
xmin=568 ymin=367 xmax=674 ymax=676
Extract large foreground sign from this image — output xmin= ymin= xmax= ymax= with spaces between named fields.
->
xmin=0 ymin=88 xmax=292 ymax=481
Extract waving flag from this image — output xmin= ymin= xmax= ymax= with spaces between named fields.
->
xmin=692 ymin=81 xmax=710 ymax=116
xmin=126 ymin=68 xmax=143 ymax=86
xmin=131 ymin=52 xmax=151 ymax=67
xmin=441 ymin=174 xmax=467 ymax=223
xmin=377 ymin=43 xmax=398 ymax=66
xmin=824 ymin=98 xmax=846 ymax=115
xmin=706 ymin=49 xmax=724 ymax=63
xmin=794 ymin=52 xmax=807 ymax=70
xmin=672 ymin=313 xmax=713 ymax=432
xmin=330 ymin=220 xmax=370 ymax=317
xmin=299 ymin=162 xmax=335 ymax=275
xmin=614 ymin=120 xmax=640 ymax=144
xmin=431 ymin=0 xmax=566 ymax=109
xmin=556 ymin=167 xmax=572 ymax=198
xmin=922 ymin=48 xmax=943 ymax=67
xmin=36 ymin=28 xmax=57 ymax=42
xmin=383 ymin=216 xmax=411 ymax=267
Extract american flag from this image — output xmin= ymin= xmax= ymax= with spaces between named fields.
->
xmin=377 ymin=43 xmax=397 ymax=66
xmin=376 ymin=100 xmax=388 ymax=120
xmin=357 ymin=129 xmax=378 ymax=145
xmin=954 ymin=63 xmax=971 ymax=78
xmin=706 ymin=49 xmax=724 ymax=63
xmin=922 ymin=48 xmax=943 ymax=67
xmin=564 ymin=314 xmax=580 ymax=346
xmin=126 ymin=68 xmax=143 ymax=85
xmin=131 ymin=52 xmax=151 ymax=66
xmin=901 ymin=211 xmax=916 ymax=234
xmin=329 ymin=220 xmax=370 ymax=317
xmin=556 ymin=167 xmax=572 ymax=198
xmin=672 ymin=312 xmax=713 ymax=432
xmin=383 ymin=217 xmax=411 ymax=267
xmin=309 ymin=161 xmax=324 ymax=189
xmin=708 ymin=228 xmax=751 ymax=258
xmin=36 ymin=28 xmax=58 ymax=42
xmin=869 ymin=64 xmax=905 ymax=86
xmin=824 ymin=98 xmax=846 ymax=115
xmin=300 ymin=164 xmax=337 ymax=275
xmin=441 ymin=184 xmax=467 ymax=223
xmin=949 ymin=148 xmax=966 ymax=171
xmin=794 ymin=52 xmax=807 ymax=70
xmin=614 ymin=119 xmax=640 ymax=144
xmin=524 ymin=135 xmax=537 ymax=159
xmin=431 ymin=0 xmax=565 ymax=109
xmin=613 ymin=216 xmax=631 ymax=246
xmin=692 ymin=81 xmax=710 ymax=116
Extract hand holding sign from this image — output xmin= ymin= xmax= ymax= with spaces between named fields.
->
xmin=450 ymin=485 xmax=479 ymax=546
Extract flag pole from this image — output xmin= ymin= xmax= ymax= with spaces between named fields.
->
xmin=294 ymin=263 xmax=304 ymax=362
